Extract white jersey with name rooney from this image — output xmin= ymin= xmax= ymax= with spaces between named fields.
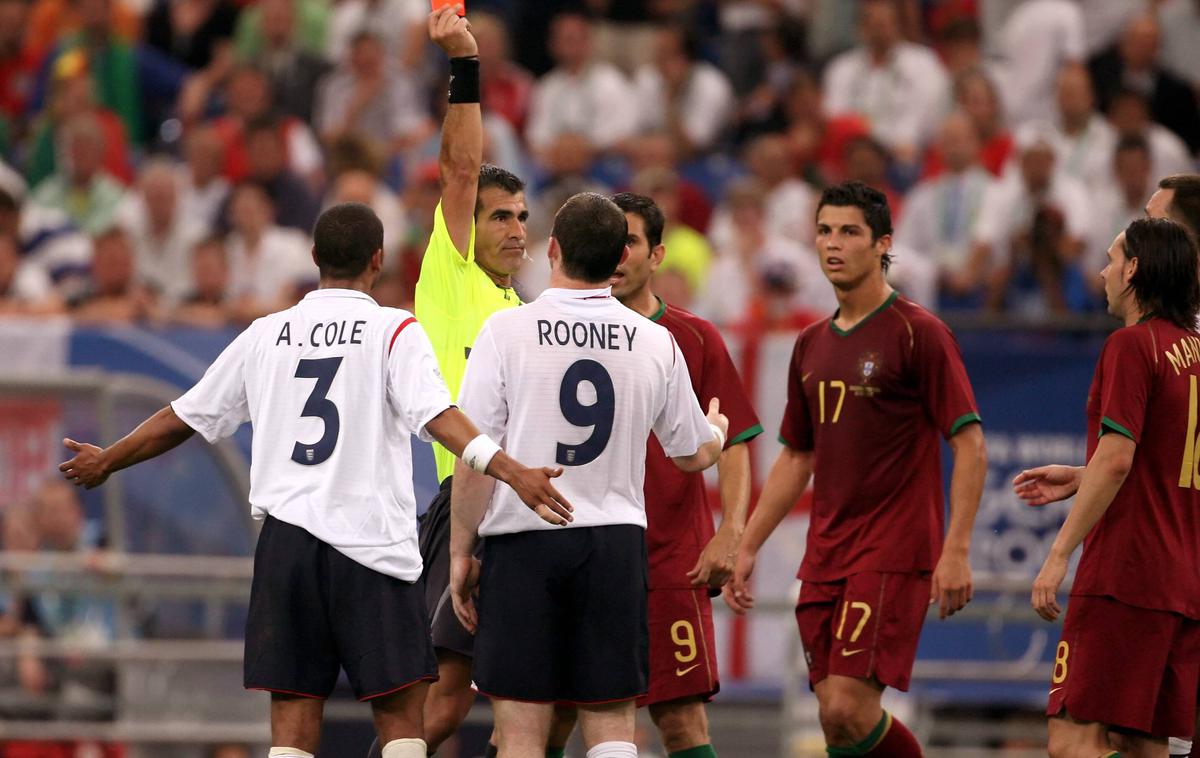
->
xmin=171 ymin=288 xmax=453 ymax=580
xmin=458 ymin=287 xmax=714 ymax=537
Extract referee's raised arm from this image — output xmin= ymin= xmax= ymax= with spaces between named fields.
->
xmin=429 ymin=6 xmax=481 ymax=257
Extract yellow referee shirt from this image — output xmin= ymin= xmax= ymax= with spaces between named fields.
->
xmin=415 ymin=202 xmax=521 ymax=482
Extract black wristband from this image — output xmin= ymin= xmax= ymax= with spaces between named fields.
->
xmin=448 ymin=56 xmax=481 ymax=104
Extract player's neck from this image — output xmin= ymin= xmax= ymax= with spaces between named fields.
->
xmin=548 ymin=269 xmax=607 ymax=291
xmin=1123 ymin=303 xmax=1147 ymax=327
xmin=834 ymin=278 xmax=894 ymax=329
xmin=620 ymin=286 xmax=660 ymax=319
xmin=318 ymin=278 xmax=374 ymax=295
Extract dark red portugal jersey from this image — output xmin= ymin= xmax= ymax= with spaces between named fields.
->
xmin=779 ymin=292 xmax=981 ymax=582
xmin=644 ymin=300 xmax=762 ymax=589
xmin=1076 ymin=318 xmax=1200 ymax=619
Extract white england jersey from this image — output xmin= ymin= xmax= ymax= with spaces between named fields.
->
xmin=458 ymin=287 xmax=713 ymax=536
xmin=171 ymin=288 xmax=452 ymax=580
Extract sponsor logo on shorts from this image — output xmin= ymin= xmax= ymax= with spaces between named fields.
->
xmin=840 ymin=648 xmax=866 ymax=657
xmin=675 ymin=664 xmax=701 ymax=677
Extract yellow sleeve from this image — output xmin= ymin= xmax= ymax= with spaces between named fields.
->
xmin=415 ymin=202 xmax=477 ymax=316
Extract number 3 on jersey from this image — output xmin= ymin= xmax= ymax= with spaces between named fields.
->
xmin=292 ymin=357 xmax=343 ymax=466
xmin=556 ymin=359 xmax=615 ymax=466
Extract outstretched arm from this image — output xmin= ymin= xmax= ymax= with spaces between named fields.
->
xmin=429 ymin=6 xmax=482 ymax=257
xmin=931 ymin=422 xmax=986 ymax=619
xmin=59 ymin=406 xmax=196 ymax=488
xmin=687 ymin=440 xmax=751 ymax=588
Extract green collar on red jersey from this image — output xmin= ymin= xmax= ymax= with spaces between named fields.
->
xmin=830 ymin=290 xmax=899 ymax=337
xmin=648 ymin=297 xmax=667 ymax=323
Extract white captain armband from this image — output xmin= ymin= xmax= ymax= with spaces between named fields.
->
xmin=463 ymin=434 xmax=502 ymax=474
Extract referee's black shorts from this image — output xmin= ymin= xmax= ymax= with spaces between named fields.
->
xmin=417 ymin=476 xmax=478 ymax=657
xmin=473 ymin=524 xmax=649 ymax=704
xmin=243 ymin=516 xmax=438 ymax=700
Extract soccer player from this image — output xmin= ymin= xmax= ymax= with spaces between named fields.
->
xmin=56 ymin=202 xmax=571 ymax=758
xmin=544 ymin=192 xmax=761 ymax=758
xmin=412 ymin=7 xmax=533 ymax=755
xmin=1013 ymin=218 xmax=1200 ymax=758
xmin=727 ymin=181 xmax=987 ymax=756
xmin=449 ymin=192 xmax=728 ymax=758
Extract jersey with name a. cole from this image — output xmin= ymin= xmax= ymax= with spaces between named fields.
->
xmin=171 ymin=289 xmax=453 ymax=581
xmin=779 ymin=292 xmax=981 ymax=583
xmin=1076 ymin=318 xmax=1200 ymax=619
xmin=458 ymin=287 xmax=715 ymax=536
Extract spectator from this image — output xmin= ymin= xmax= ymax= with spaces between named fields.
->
xmin=527 ymin=133 xmax=611 ymax=245
xmin=924 ymin=68 xmax=1012 ymax=178
xmin=238 ymin=116 xmax=321 ymax=233
xmin=314 ymin=31 xmax=431 ymax=159
xmin=625 ymin=132 xmax=713 ymax=234
xmin=327 ymin=168 xmax=405 ymax=258
xmin=1158 ymin=0 xmax=1200 ymax=90
xmin=734 ymin=19 xmax=807 ymax=143
xmin=24 ymin=0 xmax=140 ymax=61
xmin=937 ymin=15 xmax=985 ymax=79
xmin=223 ymin=182 xmax=313 ymax=321
xmin=975 ymin=126 xmax=1092 ymax=315
xmin=843 ymin=135 xmax=903 ymax=217
xmin=1107 ymin=88 xmax=1194 ymax=183
xmin=169 ymin=236 xmax=231 ymax=328
xmin=1089 ymin=13 xmax=1200 ymax=153
xmin=780 ymin=69 xmax=871 ymax=186
xmin=822 ymin=0 xmax=949 ymax=162
xmin=710 ymin=133 xmax=816 ymax=253
xmin=179 ymin=124 xmax=230 ymax=231
xmin=24 ymin=57 xmax=133 ymax=187
xmin=1086 ymin=134 xmax=1154 ymax=290
xmin=0 ymin=153 xmax=24 ymax=200
xmin=328 ymin=0 xmax=425 ymax=67
xmin=0 ymin=501 xmax=50 ymax=720
xmin=631 ymin=26 xmax=735 ymax=157
xmin=475 ymin=11 xmax=534 ymax=135
xmin=27 ymin=114 xmax=125 ymax=236
xmin=0 ymin=0 xmax=38 ymax=132
xmin=143 ymin=0 xmax=237 ymax=71
xmin=205 ymin=64 xmax=324 ymax=185
xmin=0 ymin=230 xmax=65 ymax=315
xmin=897 ymin=111 xmax=997 ymax=309
xmin=525 ymin=11 xmax=638 ymax=164
xmin=697 ymin=178 xmax=833 ymax=329
xmin=252 ymin=0 xmax=330 ymax=124
xmin=72 ymin=226 xmax=158 ymax=324
xmin=116 ymin=158 xmax=207 ymax=306
xmin=630 ymin=166 xmax=712 ymax=307
xmin=1046 ymin=63 xmax=1118 ymax=187
xmin=232 ymin=0 xmax=329 ymax=62
xmin=995 ymin=0 xmax=1085 ymax=126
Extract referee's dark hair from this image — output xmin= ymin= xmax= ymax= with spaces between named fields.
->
xmin=1123 ymin=217 xmax=1200 ymax=330
xmin=1158 ymin=174 xmax=1200 ymax=240
xmin=475 ymin=164 xmax=525 ymax=216
xmin=552 ymin=192 xmax=628 ymax=283
xmin=611 ymin=192 xmax=665 ymax=250
xmin=312 ymin=202 xmax=384 ymax=279
xmin=816 ymin=181 xmax=894 ymax=272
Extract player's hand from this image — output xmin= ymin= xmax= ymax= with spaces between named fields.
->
xmin=706 ymin=397 xmax=729 ymax=443
xmin=1012 ymin=465 xmax=1083 ymax=507
xmin=723 ymin=548 xmax=757 ymax=615
xmin=689 ymin=525 xmax=740 ymax=589
xmin=1031 ymin=551 xmax=1068 ymax=622
xmin=931 ymin=550 xmax=973 ymax=619
xmin=58 ymin=438 xmax=110 ymax=489
xmin=428 ymin=6 xmax=477 ymax=59
xmin=450 ymin=553 xmax=481 ymax=634
xmin=509 ymin=466 xmax=573 ymax=526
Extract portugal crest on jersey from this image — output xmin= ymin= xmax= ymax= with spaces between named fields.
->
xmin=858 ymin=352 xmax=882 ymax=384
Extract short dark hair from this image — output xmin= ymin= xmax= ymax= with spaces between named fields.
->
xmin=312 ymin=202 xmax=383 ymax=278
xmin=244 ymin=115 xmax=282 ymax=141
xmin=611 ymin=192 xmax=664 ymax=250
xmin=475 ymin=164 xmax=525 ymax=216
xmin=816 ymin=181 xmax=894 ymax=272
xmin=1159 ymin=174 xmax=1200 ymax=239
xmin=1114 ymin=133 xmax=1150 ymax=159
xmin=551 ymin=193 xmax=627 ymax=283
xmin=1124 ymin=217 xmax=1200 ymax=330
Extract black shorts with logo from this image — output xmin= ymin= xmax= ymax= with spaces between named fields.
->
xmin=244 ymin=516 xmax=438 ymax=700
xmin=417 ymin=476 xmax=478 ymax=657
xmin=473 ymin=524 xmax=649 ymax=704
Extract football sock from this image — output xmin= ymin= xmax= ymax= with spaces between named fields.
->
xmin=483 ymin=745 xmax=498 ymax=758
xmin=826 ymin=711 xmax=922 ymax=756
xmin=546 ymin=749 xmax=567 ymax=758
xmin=269 ymin=749 xmax=314 ymax=758
xmin=380 ymin=739 xmax=427 ymax=758
xmin=669 ymin=746 xmax=718 ymax=757
xmin=586 ymin=741 xmax=638 ymax=758
xmin=1169 ymin=736 xmax=1193 ymax=757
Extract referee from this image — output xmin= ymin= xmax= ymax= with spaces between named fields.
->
xmin=413 ymin=7 xmax=533 ymax=755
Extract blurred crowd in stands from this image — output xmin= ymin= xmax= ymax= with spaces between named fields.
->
xmin=0 ymin=0 xmax=1197 ymax=331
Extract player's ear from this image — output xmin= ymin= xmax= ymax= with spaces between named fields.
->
xmin=874 ymin=233 xmax=892 ymax=255
xmin=618 ymin=244 xmax=631 ymax=268
xmin=547 ymin=237 xmax=561 ymax=270
xmin=649 ymin=243 xmax=666 ymax=272
xmin=1125 ymin=255 xmax=1138 ymax=285
xmin=371 ymin=248 xmax=385 ymax=273
xmin=310 ymin=246 xmax=319 ymax=268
